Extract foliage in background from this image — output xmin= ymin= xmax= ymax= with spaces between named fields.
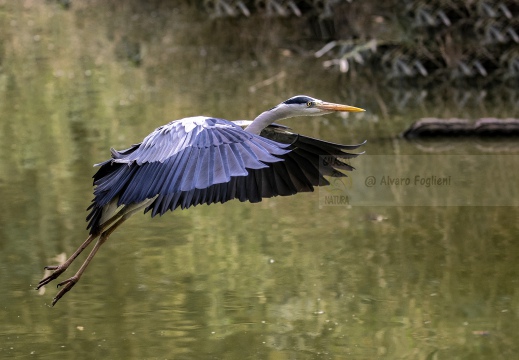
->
xmin=202 ymin=0 xmax=519 ymax=87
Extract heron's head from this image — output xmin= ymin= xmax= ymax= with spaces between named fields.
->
xmin=276 ymin=95 xmax=365 ymax=117
xmin=246 ymin=95 xmax=365 ymax=134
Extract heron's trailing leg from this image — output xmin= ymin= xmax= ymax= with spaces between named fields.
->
xmin=36 ymin=211 xmax=125 ymax=290
xmin=50 ymin=215 xmax=129 ymax=306
xmin=36 ymin=197 xmax=151 ymax=292
xmin=44 ymin=200 xmax=153 ymax=306
xmin=36 ymin=234 xmax=97 ymax=290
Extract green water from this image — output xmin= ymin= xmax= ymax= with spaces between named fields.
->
xmin=1 ymin=2 xmax=518 ymax=359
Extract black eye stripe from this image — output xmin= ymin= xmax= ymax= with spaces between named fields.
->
xmin=283 ymin=96 xmax=315 ymax=105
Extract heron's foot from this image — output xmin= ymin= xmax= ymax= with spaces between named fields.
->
xmin=36 ymin=264 xmax=68 ymax=290
xmin=51 ymin=276 xmax=79 ymax=306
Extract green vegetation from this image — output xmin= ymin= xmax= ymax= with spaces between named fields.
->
xmin=0 ymin=2 xmax=518 ymax=358
xmin=202 ymin=1 xmax=519 ymax=87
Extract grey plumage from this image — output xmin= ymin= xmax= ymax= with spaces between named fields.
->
xmin=87 ymin=116 xmax=364 ymax=235
xmin=37 ymin=95 xmax=366 ymax=306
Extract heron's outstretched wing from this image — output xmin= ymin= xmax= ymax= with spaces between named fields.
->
xmin=87 ymin=117 xmax=364 ymax=235
xmin=234 ymin=120 xmax=366 ymax=153
xmin=87 ymin=117 xmax=289 ymax=232
xmin=257 ymin=122 xmax=365 ymax=184
xmin=236 ymin=120 xmax=365 ymax=177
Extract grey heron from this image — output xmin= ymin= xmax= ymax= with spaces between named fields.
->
xmin=37 ymin=95 xmax=365 ymax=305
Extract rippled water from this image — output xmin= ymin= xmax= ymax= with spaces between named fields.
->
xmin=1 ymin=2 xmax=518 ymax=359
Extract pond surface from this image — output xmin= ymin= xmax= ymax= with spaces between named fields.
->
xmin=1 ymin=2 xmax=518 ymax=359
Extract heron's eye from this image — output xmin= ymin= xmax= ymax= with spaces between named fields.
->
xmin=306 ymin=101 xmax=314 ymax=107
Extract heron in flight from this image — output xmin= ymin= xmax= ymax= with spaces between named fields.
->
xmin=37 ymin=95 xmax=365 ymax=305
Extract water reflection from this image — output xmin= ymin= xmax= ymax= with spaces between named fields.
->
xmin=1 ymin=1 xmax=518 ymax=359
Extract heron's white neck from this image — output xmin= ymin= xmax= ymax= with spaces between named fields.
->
xmin=244 ymin=106 xmax=295 ymax=135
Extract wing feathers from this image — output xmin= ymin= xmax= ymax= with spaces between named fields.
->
xmin=87 ymin=117 xmax=363 ymax=235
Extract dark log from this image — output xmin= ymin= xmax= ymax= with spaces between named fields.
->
xmin=474 ymin=119 xmax=519 ymax=136
xmin=402 ymin=118 xmax=519 ymax=138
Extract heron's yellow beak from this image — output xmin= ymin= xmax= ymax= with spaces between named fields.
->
xmin=316 ymin=102 xmax=365 ymax=112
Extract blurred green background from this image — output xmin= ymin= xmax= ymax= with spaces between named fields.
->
xmin=1 ymin=1 xmax=518 ymax=359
